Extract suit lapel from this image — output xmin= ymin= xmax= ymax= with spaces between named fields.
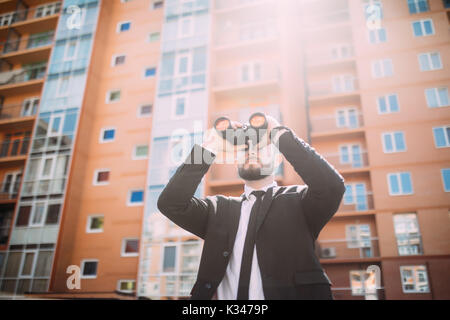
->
xmin=255 ymin=186 xmax=275 ymax=233
xmin=227 ymin=196 xmax=243 ymax=251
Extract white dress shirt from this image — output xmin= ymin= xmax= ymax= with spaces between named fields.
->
xmin=216 ymin=181 xmax=278 ymax=300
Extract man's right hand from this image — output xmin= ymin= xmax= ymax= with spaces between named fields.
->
xmin=202 ymin=121 xmax=246 ymax=162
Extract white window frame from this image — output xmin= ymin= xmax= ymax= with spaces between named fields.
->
xmin=335 ymin=107 xmax=359 ymax=128
xmin=81 ymin=259 xmax=99 ymax=279
xmin=377 ymin=93 xmax=400 ymax=114
xmin=368 ymin=27 xmax=387 ymax=44
xmin=121 ymin=238 xmax=139 ymax=257
xmin=132 ymin=145 xmax=149 ymax=160
xmin=63 ymin=39 xmax=79 ymax=61
xmin=39 ymin=155 xmax=57 ymax=180
xmin=148 ymin=31 xmax=161 ymax=43
xmin=332 ymin=74 xmax=355 ymax=92
xmin=175 ymin=53 xmax=191 ymax=77
xmin=127 ymin=189 xmax=144 ymax=207
xmin=171 ymin=94 xmax=188 ymax=120
xmin=161 ymin=243 xmax=179 ymax=275
xmin=400 ymin=265 xmax=430 ymax=293
xmin=343 ymin=183 xmax=367 ymax=205
xmin=137 ymin=104 xmax=153 ymax=118
xmin=143 ymin=66 xmax=157 ymax=79
xmin=425 ymin=87 xmax=449 ymax=108
xmin=56 ymin=75 xmax=71 ymax=98
xmin=418 ymin=52 xmax=443 ymax=71
xmin=106 ymin=89 xmax=121 ymax=104
xmin=339 ymin=144 xmax=362 ymax=165
xmin=117 ymin=280 xmax=136 ymax=293
xmin=117 ymin=21 xmax=131 ymax=33
xmin=412 ymin=19 xmax=435 ymax=37
xmin=349 ymin=270 xmax=378 ymax=298
xmin=86 ymin=215 xmax=104 ymax=233
xmin=21 ymin=97 xmax=40 ymax=116
xmin=432 ymin=125 xmax=450 ymax=148
xmin=111 ymin=54 xmax=126 ymax=67
xmin=441 ymin=168 xmax=450 ymax=192
xmin=240 ymin=61 xmax=263 ymax=84
xmin=99 ymin=127 xmax=116 ymax=143
xmin=48 ymin=113 xmax=64 ymax=137
xmin=34 ymin=2 xmax=61 ymax=18
xmin=18 ymin=249 xmax=39 ymax=279
xmin=29 ymin=201 xmax=47 ymax=227
xmin=2 ymin=171 xmax=22 ymax=195
xmin=92 ymin=169 xmax=110 ymax=186
xmin=371 ymin=59 xmax=393 ymax=78
xmin=387 ymin=172 xmax=414 ymax=196
xmin=381 ymin=131 xmax=407 ymax=153
xmin=346 ymin=224 xmax=372 ymax=249
xmin=178 ymin=16 xmax=194 ymax=38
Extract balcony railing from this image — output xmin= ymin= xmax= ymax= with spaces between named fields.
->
xmin=307 ymin=45 xmax=355 ymax=66
xmin=0 ymin=31 xmax=54 ymax=54
xmin=317 ymin=238 xmax=380 ymax=260
xmin=0 ymin=65 xmax=47 ymax=87
xmin=166 ymin=0 xmax=209 ymax=17
xmin=323 ymin=151 xmax=369 ymax=171
xmin=0 ymin=2 xmax=62 ymax=28
xmin=0 ymin=137 xmax=30 ymax=158
xmin=215 ymin=19 xmax=278 ymax=47
xmin=21 ymin=178 xmax=66 ymax=197
xmin=308 ymin=77 xmax=358 ymax=97
xmin=339 ymin=192 xmax=374 ymax=212
xmin=310 ymin=113 xmax=364 ymax=133
xmin=141 ymin=274 xmax=197 ymax=298
xmin=215 ymin=0 xmax=270 ymax=11
xmin=395 ymin=234 xmax=424 ymax=256
xmin=0 ymin=182 xmax=20 ymax=200
xmin=303 ymin=9 xmax=350 ymax=28
xmin=213 ymin=63 xmax=280 ymax=89
xmin=0 ymin=103 xmax=38 ymax=121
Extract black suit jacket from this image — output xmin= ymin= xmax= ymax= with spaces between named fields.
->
xmin=157 ymin=128 xmax=346 ymax=300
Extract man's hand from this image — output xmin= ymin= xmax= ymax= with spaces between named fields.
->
xmin=202 ymin=120 xmax=246 ymax=160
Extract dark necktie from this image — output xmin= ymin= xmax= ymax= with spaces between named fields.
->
xmin=237 ymin=190 xmax=265 ymax=300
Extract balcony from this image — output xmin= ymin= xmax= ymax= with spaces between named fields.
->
xmin=0 ymin=103 xmax=37 ymax=124
xmin=165 ymin=0 xmax=209 ymax=17
xmin=21 ymin=178 xmax=66 ymax=197
xmin=0 ymin=31 xmax=54 ymax=65
xmin=214 ymin=19 xmax=278 ymax=50
xmin=317 ymin=238 xmax=380 ymax=261
xmin=310 ymin=112 xmax=364 ymax=136
xmin=0 ymin=181 xmax=20 ymax=201
xmin=309 ymin=77 xmax=358 ymax=98
xmin=322 ymin=151 xmax=369 ymax=173
xmin=0 ymin=137 xmax=30 ymax=162
xmin=306 ymin=44 xmax=355 ymax=68
xmin=214 ymin=0 xmax=272 ymax=12
xmin=213 ymin=63 xmax=280 ymax=96
xmin=338 ymin=192 xmax=374 ymax=213
xmin=302 ymin=9 xmax=350 ymax=30
xmin=0 ymin=64 xmax=46 ymax=95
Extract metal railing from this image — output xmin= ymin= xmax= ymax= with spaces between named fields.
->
xmin=308 ymin=77 xmax=359 ymax=97
xmin=310 ymin=113 xmax=364 ymax=133
xmin=339 ymin=192 xmax=374 ymax=212
xmin=0 ymin=103 xmax=38 ymax=120
xmin=0 ymin=138 xmax=30 ymax=158
xmin=322 ymin=151 xmax=369 ymax=170
xmin=306 ymin=45 xmax=355 ymax=66
xmin=21 ymin=178 xmax=66 ymax=197
xmin=0 ymin=31 xmax=54 ymax=54
xmin=165 ymin=0 xmax=209 ymax=17
xmin=215 ymin=19 xmax=278 ymax=47
xmin=31 ymin=135 xmax=74 ymax=153
xmin=0 ymin=65 xmax=47 ymax=87
xmin=0 ymin=182 xmax=20 ymax=200
xmin=0 ymin=2 xmax=62 ymax=28
xmin=317 ymin=238 xmax=380 ymax=259
xmin=213 ymin=63 xmax=280 ymax=89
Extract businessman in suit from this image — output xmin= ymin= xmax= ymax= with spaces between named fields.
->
xmin=157 ymin=115 xmax=345 ymax=300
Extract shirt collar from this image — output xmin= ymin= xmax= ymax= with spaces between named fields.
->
xmin=242 ymin=181 xmax=278 ymax=200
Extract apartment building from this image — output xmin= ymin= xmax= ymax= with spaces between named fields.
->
xmin=0 ymin=0 xmax=448 ymax=300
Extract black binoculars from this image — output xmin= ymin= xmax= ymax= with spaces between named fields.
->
xmin=214 ymin=112 xmax=268 ymax=146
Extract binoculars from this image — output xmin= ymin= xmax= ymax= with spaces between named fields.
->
xmin=214 ymin=112 xmax=268 ymax=147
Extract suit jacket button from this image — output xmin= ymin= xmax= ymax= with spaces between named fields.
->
xmin=205 ymin=283 xmax=212 ymax=289
xmin=223 ymin=251 xmax=229 ymax=257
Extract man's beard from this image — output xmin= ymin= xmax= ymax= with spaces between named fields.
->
xmin=238 ymin=162 xmax=274 ymax=181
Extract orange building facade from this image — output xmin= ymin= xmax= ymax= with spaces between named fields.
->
xmin=0 ymin=0 xmax=449 ymax=300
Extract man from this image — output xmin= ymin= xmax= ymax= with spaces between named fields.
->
xmin=157 ymin=115 xmax=345 ymax=300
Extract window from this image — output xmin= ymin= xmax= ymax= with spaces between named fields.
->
xmin=400 ymin=266 xmax=429 ymax=293
xmin=162 ymin=245 xmax=176 ymax=273
xmin=21 ymin=97 xmax=40 ymax=117
xmin=343 ymin=183 xmax=368 ymax=211
xmin=48 ymin=114 xmax=63 ymax=136
xmin=377 ymin=94 xmax=399 ymax=113
xmin=93 ymin=169 xmax=110 ymax=186
xmin=240 ymin=62 xmax=262 ymax=83
xmin=144 ymin=67 xmax=157 ymax=78
xmin=372 ymin=59 xmax=393 ymax=78
xmin=30 ymin=202 xmax=46 ymax=227
xmin=106 ymin=90 xmax=121 ymax=103
xmin=122 ymin=238 xmax=139 ymax=257
xmin=16 ymin=206 xmax=32 ymax=227
xmin=64 ymin=40 xmax=78 ymax=61
xmin=418 ymin=52 xmax=442 ymax=71
xmin=433 ymin=125 xmax=450 ymax=148
xmin=388 ymin=172 xmax=413 ymax=195
xmin=350 ymin=270 xmax=378 ymax=298
xmin=117 ymin=280 xmax=136 ymax=293
xmin=444 ymin=0 xmax=450 ymax=8
xmin=138 ymin=104 xmax=152 ymax=117
xmin=408 ymin=0 xmax=429 ymax=14
xmin=368 ymin=28 xmax=387 ymax=43
xmin=100 ymin=128 xmax=116 ymax=143
xmin=45 ymin=203 xmax=61 ymax=225
xmin=175 ymin=53 xmax=191 ymax=76
xmin=339 ymin=144 xmax=363 ymax=167
xmin=172 ymin=95 xmax=187 ymax=119
xmin=336 ymin=108 xmax=359 ymax=128
xmin=35 ymin=2 xmax=61 ymax=18
xmin=394 ymin=213 xmax=423 ymax=255
xmin=178 ymin=16 xmax=194 ymax=38
xmin=149 ymin=32 xmax=160 ymax=42
xmin=152 ymin=1 xmax=164 ymax=10
xmin=128 ymin=190 xmax=144 ymax=206
xmin=441 ymin=168 xmax=450 ymax=192
xmin=382 ymin=132 xmax=406 ymax=153
xmin=364 ymin=1 xmax=383 ymax=20
xmin=112 ymin=54 xmax=126 ymax=66
xmin=86 ymin=215 xmax=104 ymax=233
xmin=425 ymin=87 xmax=449 ymax=108
xmin=346 ymin=224 xmax=372 ymax=250
xmin=117 ymin=21 xmax=131 ymax=33
xmin=81 ymin=260 xmax=98 ymax=279
xmin=412 ymin=19 xmax=434 ymax=37
xmin=332 ymin=75 xmax=355 ymax=92
xmin=133 ymin=145 xmax=149 ymax=160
